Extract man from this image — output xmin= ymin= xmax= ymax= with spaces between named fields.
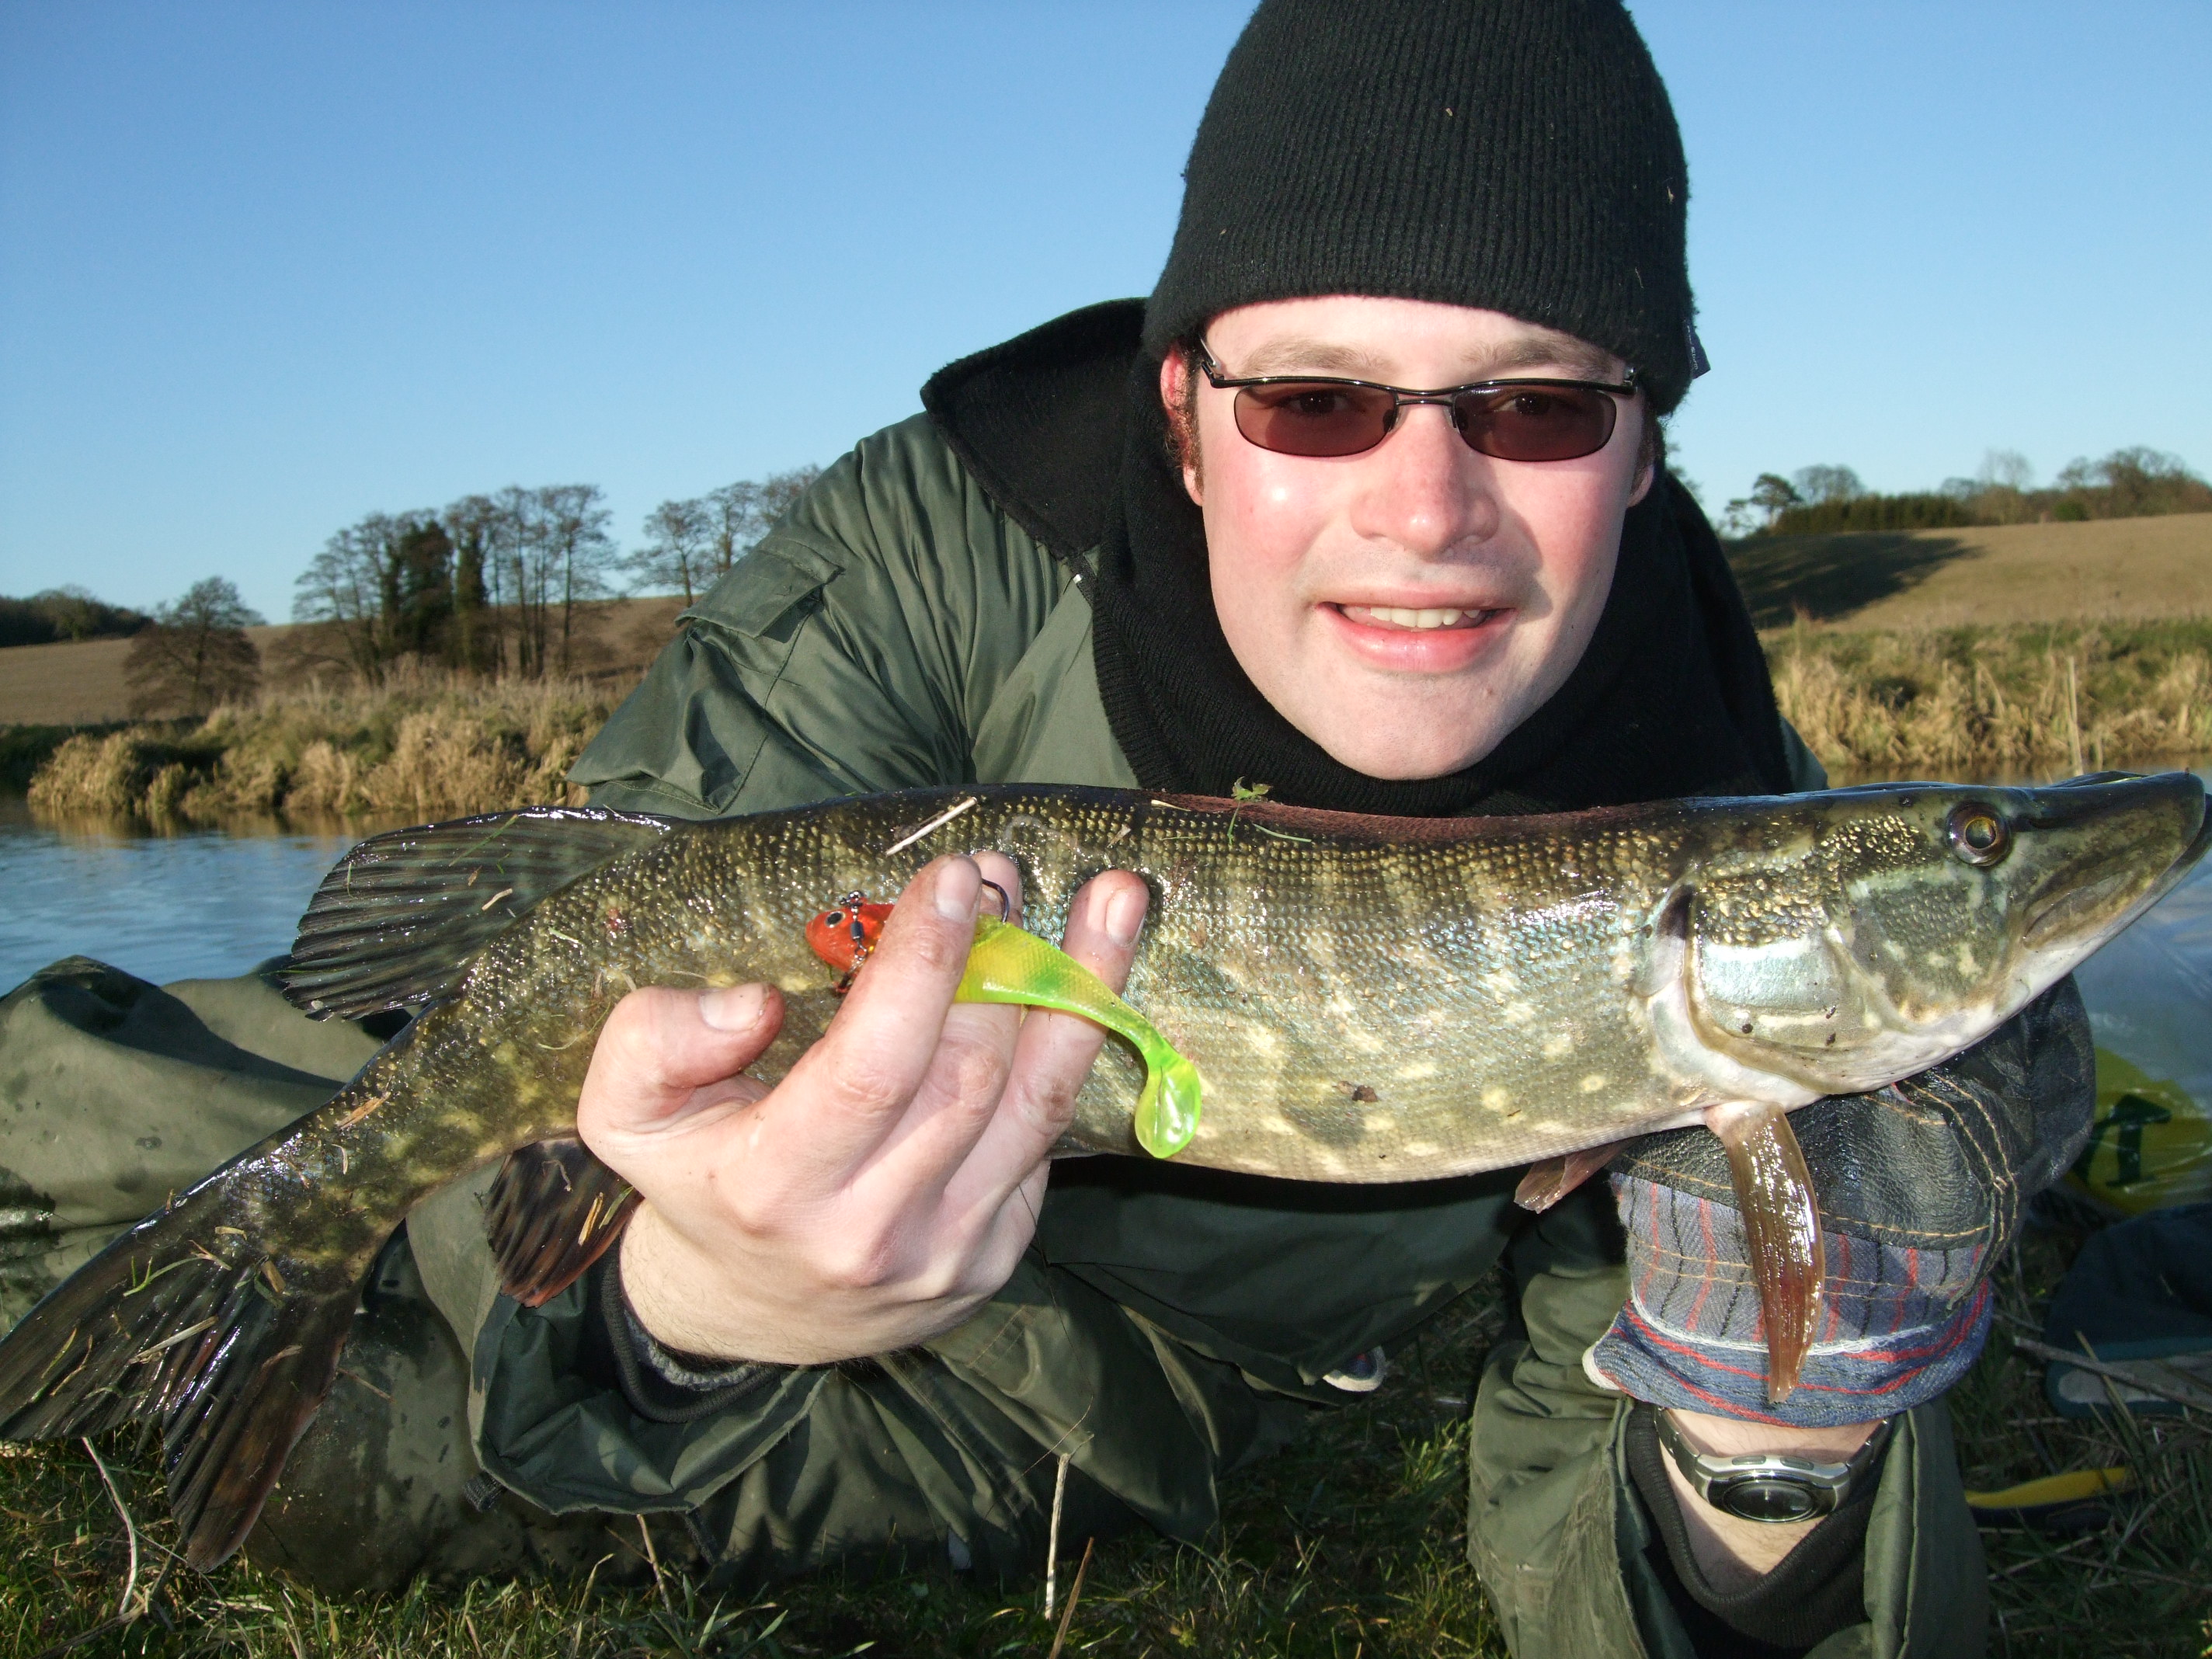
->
xmin=0 ymin=2 xmax=2087 ymax=1653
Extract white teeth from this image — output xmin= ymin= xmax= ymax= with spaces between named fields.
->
xmin=1352 ymin=605 xmax=1478 ymax=630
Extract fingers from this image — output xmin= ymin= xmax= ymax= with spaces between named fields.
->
xmin=953 ymin=868 xmax=1151 ymax=1206
xmin=578 ymin=982 xmax=784 ymax=1146
xmin=757 ymin=854 xmax=1009 ymax=1176
xmin=821 ymin=853 xmax=1029 ymax=1177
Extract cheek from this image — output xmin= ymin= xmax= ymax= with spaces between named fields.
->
xmin=1196 ymin=406 xmax=1336 ymax=593
xmin=1495 ymin=462 xmax=1633 ymax=619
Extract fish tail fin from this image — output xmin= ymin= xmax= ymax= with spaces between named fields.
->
xmin=0 ymin=1184 xmax=365 ymax=1570
xmin=1704 ymin=1101 xmax=1825 ymax=1403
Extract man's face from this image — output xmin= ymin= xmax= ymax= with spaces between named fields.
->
xmin=1163 ymin=294 xmax=1654 ymax=781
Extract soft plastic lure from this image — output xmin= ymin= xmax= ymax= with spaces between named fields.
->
xmin=804 ymin=898 xmax=1203 ymax=1160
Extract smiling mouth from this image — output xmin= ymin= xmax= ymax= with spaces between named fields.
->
xmin=1335 ymin=603 xmax=1501 ymax=631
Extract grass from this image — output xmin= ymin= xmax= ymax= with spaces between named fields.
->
xmin=1766 ymin=619 xmax=2212 ymax=780
xmin=4 ymin=1241 xmax=2207 ymax=1657
xmin=0 ymin=1292 xmax=1510 ymax=1658
xmin=22 ymin=666 xmax=621 ymax=825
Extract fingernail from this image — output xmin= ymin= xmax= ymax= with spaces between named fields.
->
xmin=700 ymin=984 xmax=768 ymax=1031
xmin=1103 ymin=883 xmax=1144 ymax=948
xmin=934 ymin=857 xmax=981 ymax=921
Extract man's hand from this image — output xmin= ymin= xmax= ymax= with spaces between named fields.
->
xmin=1584 ymin=980 xmax=2095 ymax=1577
xmin=1589 ymin=979 xmax=2094 ymax=1425
xmin=576 ymin=851 xmax=1149 ymax=1365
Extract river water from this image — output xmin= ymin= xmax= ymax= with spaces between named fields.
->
xmin=0 ymin=797 xmax=381 ymax=992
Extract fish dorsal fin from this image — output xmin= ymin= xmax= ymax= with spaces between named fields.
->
xmin=282 ymin=806 xmax=673 ymax=1019
xmin=483 ymin=1139 xmax=641 ymax=1307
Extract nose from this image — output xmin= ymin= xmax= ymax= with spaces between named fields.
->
xmin=1348 ymin=402 xmax=1499 ymax=557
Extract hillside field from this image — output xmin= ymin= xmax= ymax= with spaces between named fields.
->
xmin=1725 ymin=510 xmax=2212 ymax=630
xmin=0 ymin=596 xmax=687 ymax=728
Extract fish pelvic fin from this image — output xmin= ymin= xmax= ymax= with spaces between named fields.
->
xmin=0 ymin=1182 xmax=365 ymax=1570
xmin=1514 ymin=1142 xmax=1629 ymax=1214
xmin=485 ymin=1139 xmax=641 ymax=1308
xmin=1703 ymin=1101 xmax=1825 ymax=1403
xmin=282 ymin=805 xmax=673 ymax=1020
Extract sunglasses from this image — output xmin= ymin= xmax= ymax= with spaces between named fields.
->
xmin=1195 ymin=341 xmax=1639 ymax=462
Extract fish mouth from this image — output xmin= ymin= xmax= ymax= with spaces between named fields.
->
xmin=2019 ymin=771 xmax=2209 ymax=951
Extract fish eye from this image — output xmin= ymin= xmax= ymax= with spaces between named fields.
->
xmin=1946 ymin=804 xmax=2011 ymax=867
xmin=824 ymin=910 xmax=843 ymax=926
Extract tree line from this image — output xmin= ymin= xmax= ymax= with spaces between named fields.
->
xmin=290 ymin=467 xmax=819 ymax=683
xmin=1717 ymin=446 xmax=2212 ymax=540
xmin=0 ymin=588 xmax=149 ymax=649
xmin=0 ymin=464 xmax=824 ymax=721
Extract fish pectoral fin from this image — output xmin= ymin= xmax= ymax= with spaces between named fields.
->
xmin=1514 ymin=1142 xmax=1628 ymax=1213
xmin=0 ymin=1181 xmax=363 ymax=1571
xmin=1703 ymin=1101 xmax=1825 ymax=1404
xmin=485 ymin=1139 xmax=642 ymax=1308
xmin=281 ymin=805 xmax=674 ymax=1020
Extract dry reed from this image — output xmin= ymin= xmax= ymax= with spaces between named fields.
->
xmin=1767 ymin=619 xmax=2212 ymax=780
xmin=26 ymin=663 xmax=618 ymax=823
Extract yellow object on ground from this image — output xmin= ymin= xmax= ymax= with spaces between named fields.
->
xmin=2065 ymin=1049 xmax=2212 ymax=1215
xmin=1964 ymin=1466 xmax=2133 ymax=1533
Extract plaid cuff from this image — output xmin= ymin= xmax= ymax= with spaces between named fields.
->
xmin=1588 ymin=1174 xmax=1995 ymax=1426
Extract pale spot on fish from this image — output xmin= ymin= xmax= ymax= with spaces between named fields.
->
xmin=1482 ymin=1086 xmax=1515 ymax=1115
xmin=1397 ymin=1061 xmax=1439 ymax=1080
xmin=1542 ymin=1031 xmax=1575 ymax=1059
xmin=1580 ymin=1074 xmax=1609 ymax=1093
xmin=1505 ymin=1001 xmax=1536 ymax=1025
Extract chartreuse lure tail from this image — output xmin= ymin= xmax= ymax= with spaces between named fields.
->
xmin=955 ymin=916 xmax=1202 ymax=1158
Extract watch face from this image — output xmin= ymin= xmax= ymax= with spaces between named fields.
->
xmin=1714 ymin=1475 xmax=1828 ymax=1524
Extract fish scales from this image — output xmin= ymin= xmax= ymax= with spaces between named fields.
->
xmin=440 ymin=794 xmax=1685 ymax=1182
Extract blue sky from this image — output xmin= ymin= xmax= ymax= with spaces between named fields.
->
xmin=2 ymin=2 xmax=2206 ymax=621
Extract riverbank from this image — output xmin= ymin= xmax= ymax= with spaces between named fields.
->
xmin=19 ymin=619 xmax=2210 ymax=823
xmin=1766 ymin=618 xmax=2211 ymax=780
xmin=22 ymin=670 xmax=620 ymax=823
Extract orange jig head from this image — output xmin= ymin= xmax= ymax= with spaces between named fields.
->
xmin=806 ymin=896 xmax=894 ymax=979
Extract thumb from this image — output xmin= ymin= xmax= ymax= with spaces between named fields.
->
xmin=578 ymin=983 xmax=783 ymax=1142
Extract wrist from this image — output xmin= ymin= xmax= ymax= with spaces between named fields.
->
xmin=1666 ymin=1407 xmax=1884 ymax=1464
xmin=618 ymin=1207 xmax=797 ymax=1364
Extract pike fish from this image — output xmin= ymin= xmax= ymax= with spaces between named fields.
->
xmin=0 ymin=774 xmax=2203 ymax=1570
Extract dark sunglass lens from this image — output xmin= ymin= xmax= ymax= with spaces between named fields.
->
xmin=1233 ymin=384 xmax=1396 ymax=457
xmin=1458 ymin=387 xmax=1616 ymax=462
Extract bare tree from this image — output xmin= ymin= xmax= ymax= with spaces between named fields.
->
xmin=629 ymin=496 xmax=715 ymax=605
xmin=127 ymin=577 xmax=264 ymax=715
xmin=700 ymin=465 xmax=822 ymax=586
xmin=293 ymin=513 xmax=406 ymax=680
xmin=525 ymin=485 xmax=617 ymax=676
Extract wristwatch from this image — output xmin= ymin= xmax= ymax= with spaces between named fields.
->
xmin=1654 ymin=1408 xmax=1894 ymax=1523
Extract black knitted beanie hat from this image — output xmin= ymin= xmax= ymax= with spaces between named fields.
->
xmin=1144 ymin=0 xmax=1703 ymax=412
